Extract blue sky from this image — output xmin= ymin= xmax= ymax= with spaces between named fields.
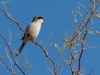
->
xmin=0 ymin=0 xmax=100 ymax=75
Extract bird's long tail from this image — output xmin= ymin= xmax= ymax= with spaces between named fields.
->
xmin=16 ymin=42 xmax=27 ymax=56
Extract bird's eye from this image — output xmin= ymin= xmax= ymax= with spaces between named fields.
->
xmin=38 ymin=16 xmax=43 ymax=19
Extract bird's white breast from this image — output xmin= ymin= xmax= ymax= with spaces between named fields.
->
xmin=26 ymin=22 xmax=42 ymax=40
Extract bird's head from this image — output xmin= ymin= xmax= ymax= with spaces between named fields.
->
xmin=32 ymin=15 xmax=45 ymax=23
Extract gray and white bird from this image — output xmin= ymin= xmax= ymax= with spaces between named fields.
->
xmin=16 ymin=15 xmax=45 ymax=56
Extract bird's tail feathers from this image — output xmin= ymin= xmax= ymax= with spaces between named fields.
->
xmin=16 ymin=42 xmax=27 ymax=56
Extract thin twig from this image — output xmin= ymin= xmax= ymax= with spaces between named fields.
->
xmin=0 ymin=33 xmax=25 ymax=75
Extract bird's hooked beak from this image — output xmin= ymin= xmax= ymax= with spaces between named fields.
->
xmin=43 ymin=18 xmax=45 ymax=20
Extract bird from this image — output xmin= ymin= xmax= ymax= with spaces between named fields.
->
xmin=16 ymin=15 xmax=45 ymax=56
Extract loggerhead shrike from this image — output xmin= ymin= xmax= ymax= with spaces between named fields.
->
xmin=16 ymin=15 xmax=45 ymax=56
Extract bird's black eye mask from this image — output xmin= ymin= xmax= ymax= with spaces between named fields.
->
xmin=32 ymin=16 xmax=45 ymax=22
xmin=37 ymin=16 xmax=44 ymax=19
